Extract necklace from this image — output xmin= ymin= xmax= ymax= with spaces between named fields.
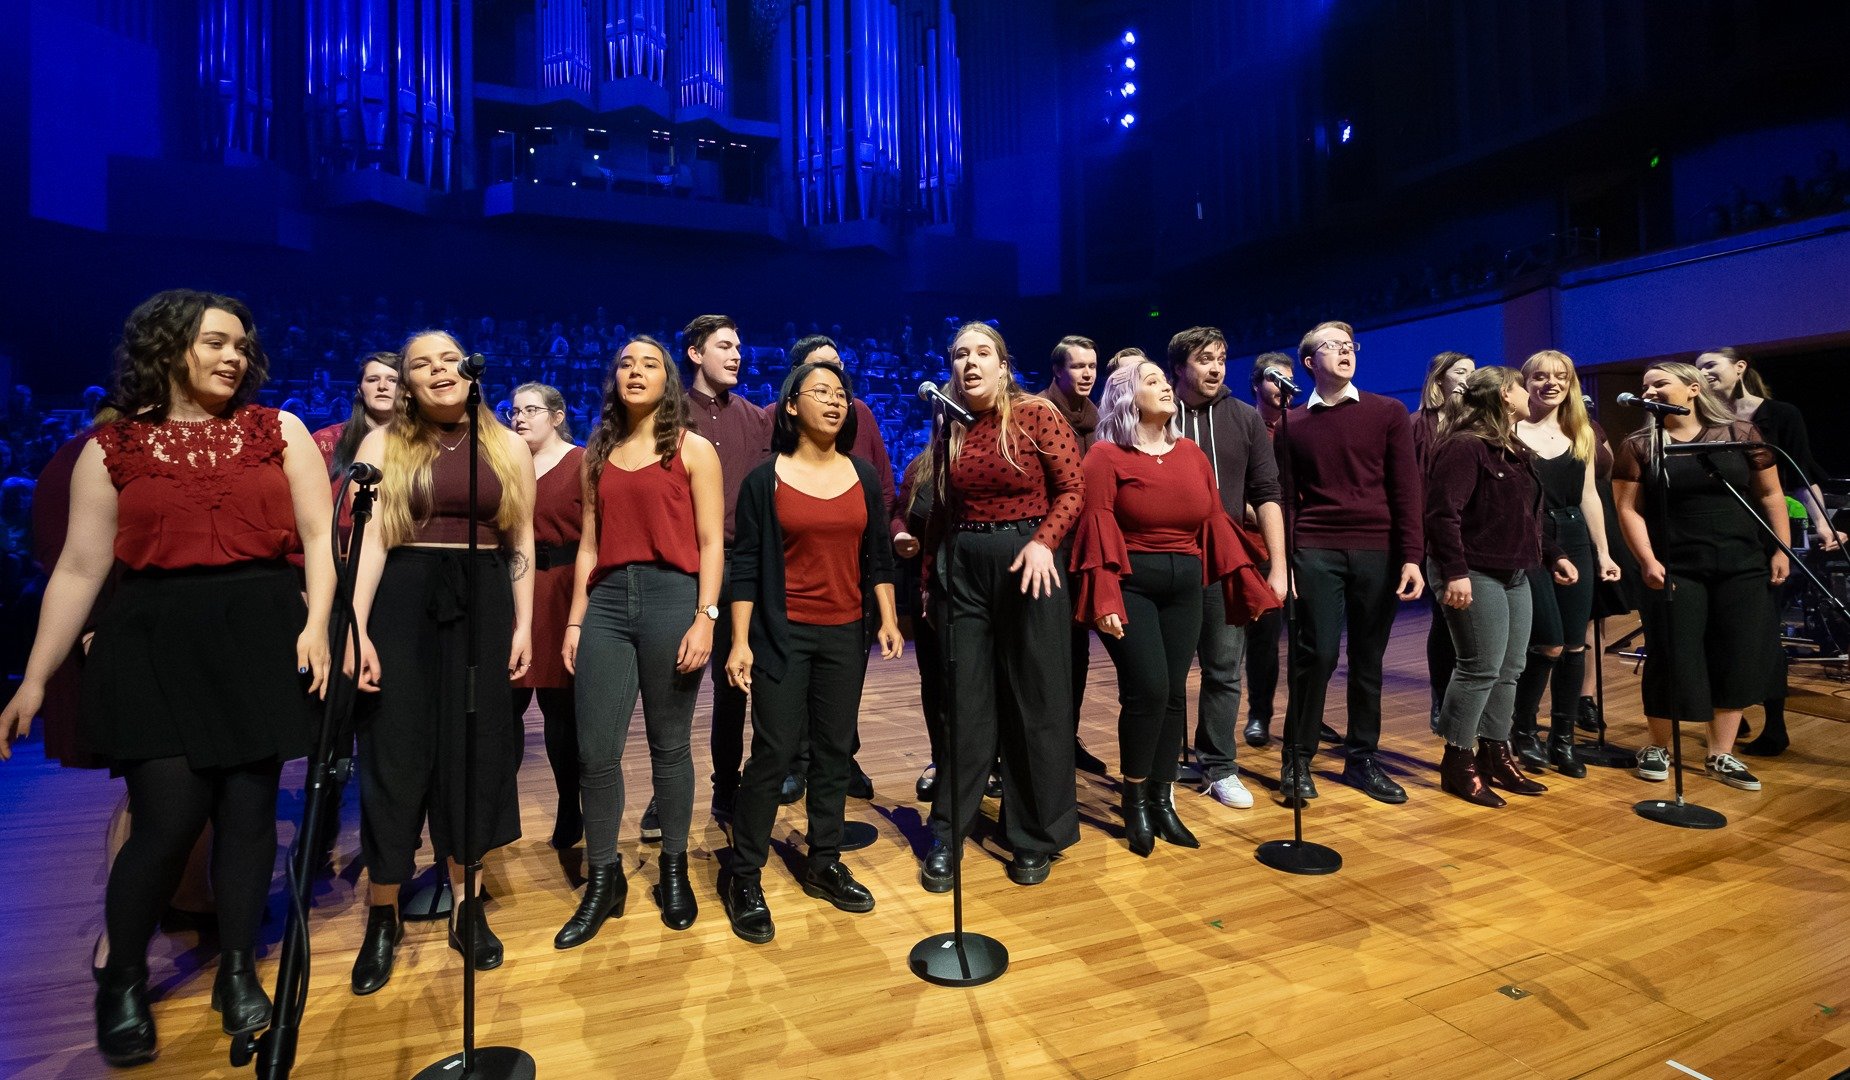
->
xmin=435 ymin=424 xmax=468 ymax=452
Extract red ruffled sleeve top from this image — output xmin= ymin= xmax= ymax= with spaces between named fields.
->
xmin=1068 ymin=439 xmax=1277 ymax=627
xmin=946 ymin=396 xmax=1085 ymax=550
xmin=95 ymin=405 xmax=302 ymax=571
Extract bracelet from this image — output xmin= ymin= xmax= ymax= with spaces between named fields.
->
xmin=566 ymin=623 xmax=581 ymax=629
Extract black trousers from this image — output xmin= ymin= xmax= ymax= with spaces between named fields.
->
xmin=707 ymin=564 xmax=750 ymax=805
xmin=1639 ymin=567 xmax=1778 ymax=722
xmin=1284 ymin=547 xmax=1397 ymax=756
xmin=915 ymin=609 xmax=947 ymax=767
xmin=929 ymin=524 xmax=1079 ymax=854
xmin=731 ymin=621 xmax=867 ymax=882
xmin=1243 ymin=602 xmax=1283 ymax=724
xmin=1069 ymin=623 xmax=1093 ymax=739
xmin=1101 ymin=553 xmax=1204 ymax=782
xmin=1425 ymin=593 xmax=1455 ymax=719
xmin=512 ymin=686 xmax=578 ymax=817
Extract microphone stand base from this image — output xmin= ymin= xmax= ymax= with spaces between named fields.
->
xmin=1575 ymin=742 xmax=1638 ymax=769
xmin=412 ymin=1047 xmax=537 ymax=1080
xmin=1633 ymin=799 xmax=1726 ymax=830
xmin=1255 ymin=839 xmax=1342 ymax=876
xmin=909 ymin=932 xmax=1008 ymax=988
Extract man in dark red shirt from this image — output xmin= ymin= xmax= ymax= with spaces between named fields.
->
xmin=1035 ymin=335 xmax=1108 ymax=775
xmin=683 ymin=314 xmax=774 ymax=824
xmin=1276 ymin=321 xmax=1425 ymax=806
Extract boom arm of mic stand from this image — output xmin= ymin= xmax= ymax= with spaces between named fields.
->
xmin=1698 ymin=456 xmax=1850 ymax=623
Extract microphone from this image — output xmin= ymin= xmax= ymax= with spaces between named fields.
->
xmin=459 ymin=353 xmax=488 ymax=380
xmin=1264 ymin=368 xmax=1301 ymax=397
xmin=1581 ymin=394 xmax=1594 ymax=408
xmin=1662 ymin=440 xmax=1768 ymax=457
xmin=1616 ymin=392 xmax=1690 ymax=417
xmin=918 ymin=380 xmax=976 ymax=426
xmin=346 ymin=461 xmax=383 ymax=485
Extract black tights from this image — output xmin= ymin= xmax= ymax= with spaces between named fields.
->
xmin=512 ymin=686 xmax=580 ymax=817
xmin=107 ymin=757 xmax=281 ymax=964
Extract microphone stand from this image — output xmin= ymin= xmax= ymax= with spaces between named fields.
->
xmin=1255 ymin=382 xmax=1340 ymax=875
xmin=415 ymin=376 xmax=536 ymax=1079
xmin=232 ymin=473 xmax=376 ymax=1077
xmin=910 ymin=402 xmax=1008 ymax=987
xmin=1633 ymin=411 xmax=1725 ymax=830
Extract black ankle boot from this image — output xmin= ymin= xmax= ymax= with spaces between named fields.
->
xmin=448 ymin=897 xmax=504 ymax=971
xmin=1120 ymin=778 xmax=1154 ymax=857
xmin=210 ymin=949 xmax=271 ymax=1036
xmin=1148 ymin=782 xmax=1200 ymax=848
xmin=1510 ymin=718 xmax=1549 ymax=771
xmin=94 ymin=961 xmax=157 ymax=1067
xmin=554 ymin=863 xmax=627 ymax=949
xmin=1547 ymin=726 xmax=1587 ymax=778
xmin=654 ymin=852 xmax=698 ymax=931
xmin=1576 ymin=695 xmax=1602 ymax=734
xmin=350 ymin=905 xmax=403 ymax=995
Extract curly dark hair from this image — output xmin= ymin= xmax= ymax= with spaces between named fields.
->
xmin=584 ymin=335 xmax=692 ymax=504
xmin=111 ymin=289 xmax=268 ymax=420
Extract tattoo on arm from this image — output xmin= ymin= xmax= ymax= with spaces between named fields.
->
xmin=509 ymin=551 xmax=529 ymax=582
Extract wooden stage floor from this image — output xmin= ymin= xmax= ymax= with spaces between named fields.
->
xmin=4 ymin=608 xmax=1849 ymax=1079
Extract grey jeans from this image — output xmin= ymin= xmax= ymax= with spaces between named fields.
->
xmin=1192 ymin=583 xmax=1248 ymax=781
xmin=574 ymin=564 xmax=703 ymax=863
xmin=1433 ymin=565 xmax=1533 ymax=748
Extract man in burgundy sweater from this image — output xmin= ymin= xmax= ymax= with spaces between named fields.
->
xmin=1276 ymin=320 xmax=1425 ymax=805
xmin=684 ymin=314 xmax=774 ymax=825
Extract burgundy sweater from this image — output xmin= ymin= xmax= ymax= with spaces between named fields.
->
xmin=1277 ymin=390 xmax=1423 ymax=565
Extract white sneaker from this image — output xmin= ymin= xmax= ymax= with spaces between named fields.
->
xmin=1206 ymin=774 xmax=1254 ymax=809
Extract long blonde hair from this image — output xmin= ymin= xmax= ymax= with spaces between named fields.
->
xmin=945 ymin=322 xmax=1046 ymax=480
xmin=377 ymin=330 xmax=532 ymax=548
xmin=1643 ymin=362 xmax=1736 ymax=429
xmin=1521 ymin=349 xmax=1596 ymax=463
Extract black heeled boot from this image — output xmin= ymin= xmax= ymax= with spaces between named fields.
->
xmin=1547 ymin=726 xmax=1587 ymax=778
xmin=654 ymin=852 xmax=698 ymax=931
xmin=1120 ymin=778 xmax=1155 ymax=857
xmin=350 ymin=905 xmax=403 ymax=995
xmin=210 ymin=949 xmax=271 ymax=1035
xmin=94 ymin=961 xmax=157 ymax=1067
xmin=448 ymin=896 xmax=504 ymax=971
xmin=1148 ymin=782 xmax=1200 ymax=849
xmin=554 ymin=862 xmax=627 ymax=950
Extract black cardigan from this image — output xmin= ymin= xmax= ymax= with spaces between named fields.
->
xmin=729 ymin=455 xmax=898 ymax=682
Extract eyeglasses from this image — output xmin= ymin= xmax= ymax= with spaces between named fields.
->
xmin=1315 ymin=340 xmax=1360 ymax=355
xmin=500 ymin=405 xmax=553 ymax=422
xmin=797 ymin=387 xmax=850 ymax=406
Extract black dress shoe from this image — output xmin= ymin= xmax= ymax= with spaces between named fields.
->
xmin=1148 ymin=782 xmax=1200 ymax=848
xmin=802 ymin=861 xmax=876 ymax=913
xmin=778 ymin=773 xmax=806 ymax=805
xmin=654 ymin=851 xmax=698 ymax=931
xmin=210 ymin=949 xmax=271 ymax=1036
xmin=350 ymin=905 xmax=403 ymax=996
xmin=1243 ymin=717 xmax=1271 ymax=748
xmin=1073 ymin=741 xmax=1109 ymax=775
xmin=1318 ymin=722 xmax=1342 ymax=743
xmin=554 ymin=862 xmax=627 ymax=950
xmin=915 ymin=763 xmax=937 ymax=802
xmin=919 ymin=841 xmax=955 ymax=893
xmin=846 ymin=764 xmax=875 ymax=800
xmin=1120 ymin=778 xmax=1155 ymax=857
xmin=639 ymin=797 xmax=663 ymax=842
xmin=448 ymin=898 xmax=504 ymax=971
xmin=1576 ymin=696 xmax=1602 ymax=734
xmin=722 ymin=876 xmax=775 ymax=944
xmin=1279 ymin=755 xmax=1318 ymax=804
xmin=1007 ymin=851 xmax=1051 ymax=886
xmin=94 ymin=962 xmax=157 ymax=1068
xmin=1342 ymin=754 xmax=1408 ymax=804
xmin=983 ymin=770 xmax=1003 ymax=799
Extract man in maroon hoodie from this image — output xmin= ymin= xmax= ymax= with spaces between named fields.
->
xmin=1276 ymin=321 xmax=1424 ymax=805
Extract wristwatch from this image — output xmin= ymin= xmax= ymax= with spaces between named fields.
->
xmin=699 ymin=604 xmax=720 ymax=621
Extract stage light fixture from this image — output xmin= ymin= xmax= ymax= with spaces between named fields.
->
xmin=1121 ymin=81 xmax=1137 ymax=98
xmin=1124 ymin=57 xmax=1136 ymax=72
xmin=1339 ymin=122 xmax=1353 ymax=143
xmin=1122 ymin=30 xmax=1136 ymax=46
xmin=1120 ymin=112 xmax=1137 ymax=128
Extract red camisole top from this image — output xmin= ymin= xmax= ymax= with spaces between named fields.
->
xmin=593 ymin=445 xmax=700 ymax=582
xmin=95 ymin=405 xmax=301 ymax=571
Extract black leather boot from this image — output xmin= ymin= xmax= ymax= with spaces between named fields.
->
xmin=95 ymin=961 xmax=157 ymax=1067
xmin=1147 ymin=782 xmax=1200 ymax=848
xmin=210 ymin=949 xmax=271 ymax=1035
xmin=1547 ymin=726 xmax=1587 ymax=778
xmin=448 ymin=896 xmax=504 ymax=971
xmin=554 ymin=862 xmax=627 ymax=950
xmin=349 ymin=904 xmax=403 ymax=996
xmin=654 ymin=852 xmax=698 ymax=931
xmin=1120 ymin=778 xmax=1155 ymax=857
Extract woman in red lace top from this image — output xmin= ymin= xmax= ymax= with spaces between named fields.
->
xmin=919 ymin=322 xmax=1085 ymax=891
xmin=1070 ymin=359 xmax=1273 ymax=855
xmin=345 ymin=330 xmax=536 ymax=991
xmin=1 ymin=290 xmax=335 ymax=1068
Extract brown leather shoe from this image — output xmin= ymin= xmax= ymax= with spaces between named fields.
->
xmin=1440 ymin=744 xmax=1505 ymax=808
xmin=1476 ymin=738 xmax=1548 ymax=796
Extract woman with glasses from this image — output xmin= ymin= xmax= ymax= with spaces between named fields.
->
xmin=506 ymin=384 xmax=585 ymax=851
xmin=719 ymin=361 xmax=901 ymax=944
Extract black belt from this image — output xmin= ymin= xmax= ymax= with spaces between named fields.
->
xmin=535 ymin=542 xmax=579 ymax=571
xmin=953 ymin=516 xmax=1044 ymax=534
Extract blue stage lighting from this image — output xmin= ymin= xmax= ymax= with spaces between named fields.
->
xmin=1122 ymin=31 xmax=1136 ymax=46
xmin=1120 ymin=113 xmax=1137 ymax=129
xmin=1121 ymin=81 xmax=1137 ymax=98
xmin=1339 ymin=122 xmax=1353 ymax=143
xmin=1124 ymin=57 xmax=1136 ymax=72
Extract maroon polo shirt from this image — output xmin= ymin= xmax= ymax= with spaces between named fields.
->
xmin=687 ymin=385 xmax=773 ymax=542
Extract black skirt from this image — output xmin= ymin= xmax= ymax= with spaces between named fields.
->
xmin=81 ymin=560 xmax=316 ymax=770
